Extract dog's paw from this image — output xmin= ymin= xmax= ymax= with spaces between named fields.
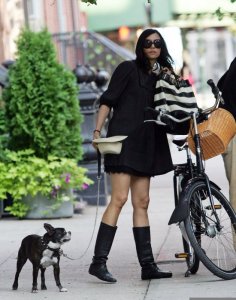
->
xmin=31 ymin=288 xmax=38 ymax=293
xmin=60 ymin=287 xmax=68 ymax=292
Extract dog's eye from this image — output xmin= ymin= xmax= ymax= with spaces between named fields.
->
xmin=58 ymin=231 xmax=66 ymax=237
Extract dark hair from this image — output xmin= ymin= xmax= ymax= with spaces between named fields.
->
xmin=135 ymin=28 xmax=174 ymax=72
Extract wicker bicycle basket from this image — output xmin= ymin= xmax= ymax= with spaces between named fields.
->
xmin=187 ymin=108 xmax=236 ymax=160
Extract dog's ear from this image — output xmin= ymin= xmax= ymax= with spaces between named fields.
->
xmin=44 ymin=223 xmax=55 ymax=235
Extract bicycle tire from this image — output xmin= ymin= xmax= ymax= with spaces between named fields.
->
xmin=184 ymin=180 xmax=236 ymax=280
xmin=182 ymin=237 xmax=200 ymax=274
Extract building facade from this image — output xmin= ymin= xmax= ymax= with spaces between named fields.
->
xmin=0 ymin=0 xmax=87 ymax=63
xmin=0 ymin=0 xmax=25 ymax=62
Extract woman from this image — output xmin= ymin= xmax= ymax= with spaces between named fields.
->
xmin=89 ymin=28 xmax=174 ymax=283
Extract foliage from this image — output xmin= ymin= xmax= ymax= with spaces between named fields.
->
xmin=0 ymin=96 xmax=9 ymax=159
xmin=3 ymin=28 xmax=83 ymax=161
xmin=82 ymin=0 xmax=97 ymax=4
xmin=0 ymin=149 xmax=93 ymax=218
xmin=215 ymin=0 xmax=236 ymax=20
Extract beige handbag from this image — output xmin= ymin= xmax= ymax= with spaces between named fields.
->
xmin=93 ymin=136 xmax=127 ymax=154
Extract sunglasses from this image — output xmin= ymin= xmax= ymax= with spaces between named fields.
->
xmin=143 ymin=39 xmax=162 ymax=49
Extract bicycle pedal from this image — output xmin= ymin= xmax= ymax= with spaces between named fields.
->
xmin=205 ymin=204 xmax=222 ymax=210
xmin=175 ymin=253 xmax=189 ymax=259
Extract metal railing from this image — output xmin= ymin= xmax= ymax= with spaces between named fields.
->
xmin=52 ymin=31 xmax=135 ymax=75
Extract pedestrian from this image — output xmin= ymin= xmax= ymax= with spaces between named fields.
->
xmin=217 ymin=58 xmax=236 ymax=214
xmin=89 ymin=28 xmax=176 ymax=283
xmin=180 ymin=60 xmax=194 ymax=86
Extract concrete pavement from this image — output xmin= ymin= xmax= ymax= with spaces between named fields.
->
xmin=0 ymin=143 xmax=235 ymax=300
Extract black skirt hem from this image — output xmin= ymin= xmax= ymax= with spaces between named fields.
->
xmin=105 ymin=165 xmax=153 ymax=177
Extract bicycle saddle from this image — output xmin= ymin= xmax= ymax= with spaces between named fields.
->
xmin=172 ymin=137 xmax=187 ymax=147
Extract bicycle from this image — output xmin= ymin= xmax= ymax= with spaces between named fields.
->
xmin=146 ymin=79 xmax=236 ymax=280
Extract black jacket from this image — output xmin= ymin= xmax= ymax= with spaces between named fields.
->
xmin=217 ymin=57 xmax=236 ymax=120
xmin=99 ymin=60 xmax=173 ymax=176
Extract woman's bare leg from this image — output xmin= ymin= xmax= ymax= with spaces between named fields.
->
xmin=102 ymin=173 xmax=131 ymax=226
xmin=130 ymin=176 xmax=151 ymax=227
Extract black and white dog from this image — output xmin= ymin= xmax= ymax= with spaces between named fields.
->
xmin=12 ymin=223 xmax=71 ymax=293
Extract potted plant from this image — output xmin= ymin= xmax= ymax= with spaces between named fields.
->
xmin=1 ymin=28 xmax=92 ymax=218
xmin=0 ymin=149 xmax=92 ymax=219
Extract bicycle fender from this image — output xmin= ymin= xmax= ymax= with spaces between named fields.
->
xmin=168 ymin=191 xmax=189 ymax=225
xmin=168 ymin=177 xmax=221 ymax=225
xmin=185 ymin=177 xmax=221 ymax=191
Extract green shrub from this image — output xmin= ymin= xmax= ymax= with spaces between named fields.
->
xmin=0 ymin=96 xmax=9 ymax=159
xmin=3 ymin=28 xmax=83 ymax=161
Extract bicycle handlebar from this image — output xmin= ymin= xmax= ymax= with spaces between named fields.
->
xmin=145 ymin=107 xmax=193 ymax=124
xmin=200 ymin=79 xmax=224 ymax=114
xmin=207 ymin=79 xmax=220 ymax=99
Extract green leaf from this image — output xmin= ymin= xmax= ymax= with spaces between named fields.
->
xmin=81 ymin=0 xmax=97 ymax=4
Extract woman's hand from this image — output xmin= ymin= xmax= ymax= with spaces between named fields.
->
xmin=162 ymin=67 xmax=183 ymax=81
xmin=162 ymin=67 xmax=172 ymax=75
xmin=92 ymin=129 xmax=100 ymax=150
xmin=92 ymin=104 xmax=110 ymax=150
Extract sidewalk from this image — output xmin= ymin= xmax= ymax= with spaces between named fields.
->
xmin=0 ymin=144 xmax=235 ymax=300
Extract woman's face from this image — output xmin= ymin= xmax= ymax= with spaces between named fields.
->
xmin=143 ymin=33 xmax=161 ymax=64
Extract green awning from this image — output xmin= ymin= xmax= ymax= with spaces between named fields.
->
xmin=80 ymin=0 xmax=236 ymax=32
xmin=80 ymin=0 xmax=172 ymax=31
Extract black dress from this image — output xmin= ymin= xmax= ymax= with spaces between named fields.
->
xmin=99 ymin=60 xmax=173 ymax=177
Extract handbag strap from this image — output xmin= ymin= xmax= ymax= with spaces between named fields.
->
xmin=157 ymin=70 xmax=190 ymax=88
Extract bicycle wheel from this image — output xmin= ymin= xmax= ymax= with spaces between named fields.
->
xmin=184 ymin=180 xmax=236 ymax=280
xmin=182 ymin=237 xmax=200 ymax=274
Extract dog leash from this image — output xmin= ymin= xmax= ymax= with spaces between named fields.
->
xmin=62 ymin=151 xmax=102 ymax=261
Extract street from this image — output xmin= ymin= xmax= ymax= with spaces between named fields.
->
xmin=0 ymin=142 xmax=235 ymax=300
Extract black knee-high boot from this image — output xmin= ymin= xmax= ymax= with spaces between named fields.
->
xmin=89 ymin=222 xmax=117 ymax=283
xmin=133 ymin=226 xmax=172 ymax=280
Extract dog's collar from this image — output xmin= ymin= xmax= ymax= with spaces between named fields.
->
xmin=41 ymin=237 xmax=62 ymax=257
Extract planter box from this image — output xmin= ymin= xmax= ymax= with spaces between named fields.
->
xmin=22 ymin=191 xmax=74 ymax=219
